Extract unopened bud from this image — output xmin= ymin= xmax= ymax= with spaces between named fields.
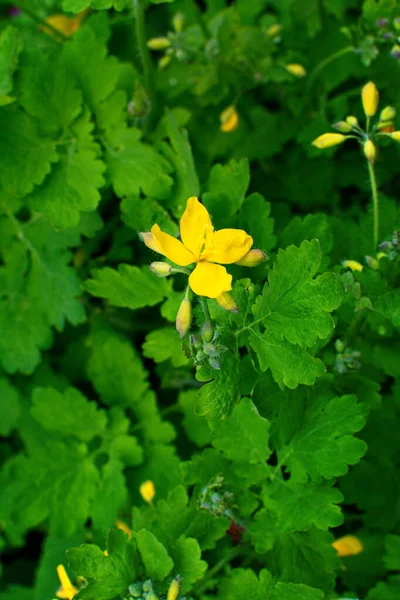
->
xmin=266 ymin=23 xmax=282 ymax=37
xmin=335 ymin=339 xmax=345 ymax=353
xmin=176 ymin=297 xmax=192 ymax=338
xmin=332 ymin=535 xmax=363 ymax=557
xmin=220 ymin=105 xmax=239 ymax=132
xmin=362 ymin=81 xmax=379 ymax=117
xmin=216 ymin=292 xmax=238 ymax=312
xmin=390 ymin=130 xmax=400 ymax=141
xmin=203 ymin=343 xmax=218 ymax=357
xmin=147 ymin=36 xmax=171 ymax=50
xmin=128 ymin=583 xmax=142 ymax=597
xmin=172 ymin=12 xmax=184 ymax=32
xmin=158 ymin=54 xmax=172 ymax=70
xmin=333 ymin=120 xmax=353 ymax=133
xmin=201 ymin=321 xmax=214 ymax=343
xmin=394 ymin=17 xmax=400 ymax=31
xmin=139 ymin=480 xmax=155 ymax=503
xmin=391 ymin=44 xmax=400 ymax=59
xmin=346 ymin=115 xmax=359 ymax=127
xmin=167 ymin=577 xmax=181 ymax=600
xmin=149 ymin=262 xmax=172 ymax=277
xmin=285 ymin=63 xmax=307 ymax=77
xmin=342 ymin=259 xmax=363 ymax=272
xmin=311 ymin=133 xmax=346 ymax=149
xmin=380 ymin=105 xmax=396 ymax=121
xmin=190 ymin=334 xmax=202 ymax=349
xmin=235 ymin=249 xmax=268 ymax=267
xmin=363 ymin=139 xmax=376 ymax=163
xmin=209 ymin=357 xmax=220 ymax=370
xmin=365 ymin=255 xmax=380 ymax=270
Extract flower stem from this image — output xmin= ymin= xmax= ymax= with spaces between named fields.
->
xmin=367 ymin=159 xmax=379 ymax=251
xmin=307 ymin=45 xmax=354 ymax=89
xmin=199 ymin=296 xmax=212 ymax=324
xmin=133 ymin=0 xmax=154 ymax=125
xmin=192 ymin=546 xmax=243 ymax=595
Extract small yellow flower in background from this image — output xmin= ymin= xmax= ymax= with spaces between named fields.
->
xmin=115 ymin=518 xmax=132 ymax=539
xmin=172 ymin=12 xmax=185 ymax=33
xmin=266 ymin=23 xmax=282 ymax=37
xmin=140 ymin=480 xmax=156 ymax=503
xmin=43 ymin=12 xmax=86 ymax=38
xmin=216 ymin=292 xmax=238 ymax=313
xmin=167 ymin=577 xmax=181 ymax=600
xmin=332 ymin=535 xmax=364 ymax=557
xmin=390 ymin=131 xmax=400 ymax=141
xmin=220 ymin=105 xmax=239 ymax=132
xmin=342 ymin=260 xmax=363 ymax=272
xmin=141 ymin=197 xmax=253 ymax=299
xmin=285 ymin=63 xmax=307 ymax=77
xmin=176 ymin=295 xmax=192 ymax=338
xmin=364 ymin=139 xmax=376 ymax=163
xmin=362 ymin=81 xmax=379 ymax=117
xmin=312 ymin=133 xmax=346 ymax=149
xmin=55 ymin=565 xmax=78 ymax=600
xmin=147 ymin=37 xmax=171 ymax=50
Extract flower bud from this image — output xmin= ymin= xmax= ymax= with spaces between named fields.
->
xmin=167 ymin=577 xmax=181 ymax=600
xmin=362 ymin=81 xmax=379 ymax=117
xmin=332 ymin=535 xmax=363 ymax=557
xmin=203 ymin=343 xmax=218 ymax=357
xmin=172 ymin=12 xmax=184 ymax=32
xmin=363 ymin=139 xmax=376 ymax=163
xmin=390 ymin=130 xmax=400 ymax=141
xmin=333 ymin=120 xmax=353 ymax=133
xmin=285 ymin=63 xmax=307 ymax=77
xmin=376 ymin=17 xmax=389 ymax=28
xmin=190 ymin=334 xmax=202 ymax=349
xmin=158 ymin=54 xmax=172 ymax=70
xmin=365 ymin=255 xmax=380 ymax=270
xmin=311 ymin=133 xmax=346 ymax=149
xmin=139 ymin=480 xmax=155 ymax=503
xmin=201 ymin=321 xmax=214 ymax=343
xmin=390 ymin=44 xmax=400 ymax=59
xmin=380 ymin=105 xmax=396 ymax=121
xmin=128 ymin=583 xmax=142 ymax=597
xmin=342 ymin=259 xmax=363 ymax=272
xmin=147 ymin=36 xmax=171 ymax=50
xmin=149 ymin=262 xmax=172 ymax=277
xmin=216 ymin=292 xmax=238 ymax=312
xmin=176 ymin=297 xmax=192 ymax=338
xmin=394 ymin=17 xmax=400 ymax=31
xmin=346 ymin=115 xmax=359 ymax=127
xmin=235 ymin=249 xmax=268 ymax=267
xmin=266 ymin=23 xmax=282 ymax=37
xmin=220 ymin=105 xmax=239 ymax=132
xmin=209 ymin=357 xmax=221 ymax=370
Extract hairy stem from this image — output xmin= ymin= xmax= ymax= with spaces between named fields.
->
xmin=367 ymin=160 xmax=379 ymax=251
xmin=199 ymin=295 xmax=212 ymax=325
xmin=308 ymin=45 xmax=354 ymax=89
xmin=133 ymin=0 xmax=154 ymax=124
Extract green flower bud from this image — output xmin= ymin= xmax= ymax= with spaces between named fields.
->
xmin=333 ymin=120 xmax=353 ymax=133
xmin=380 ymin=105 xmax=396 ymax=121
xmin=149 ymin=262 xmax=172 ymax=277
xmin=202 ymin=321 xmax=214 ymax=343
xmin=147 ymin=37 xmax=171 ymax=50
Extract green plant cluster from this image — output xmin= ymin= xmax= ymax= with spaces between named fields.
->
xmin=0 ymin=0 xmax=400 ymax=599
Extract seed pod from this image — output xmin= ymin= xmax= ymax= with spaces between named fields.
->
xmin=167 ymin=577 xmax=181 ymax=600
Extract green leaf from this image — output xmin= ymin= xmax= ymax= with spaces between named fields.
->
xmin=384 ymin=535 xmax=400 ymax=570
xmin=135 ymin=529 xmax=174 ymax=580
xmin=0 ymin=109 xmax=58 ymax=199
xmin=249 ymin=240 xmax=343 ymax=388
xmin=31 ymin=386 xmax=107 ymax=442
xmin=85 ymin=265 xmax=170 ymax=310
xmin=142 ymin=327 xmax=189 ymax=367
xmin=91 ymin=458 xmax=128 ymax=531
xmin=210 ymin=397 xmax=271 ymax=464
xmin=121 ymin=195 xmax=178 ymax=237
xmin=0 ymin=377 xmax=20 ymax=436
xmin=203 ymin=158 xmax=250 ymax=226
xmin=280 ymin=214 xmax=333 ymax=256
xmin=178 ymin=390 xmax=212 ymax=447
xmin=367 ymin=576 xmax=400 ymax=600
xmin=237 ymin=193 xmax=276 ymax=253
xmin=171 ymin=536 xmax=207 ymax=592
xmin=195 ymin=350 xmax=240 ymax=420
xmin=374 ymin=290 xmax=400 ymax=327
xmin=0 ymin=26 xmax=21 ymax=104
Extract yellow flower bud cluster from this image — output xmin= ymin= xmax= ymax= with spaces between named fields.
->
xmin=312 ymin=81 xmax=400 ymax=165
xmin=147 ymin=12 xmax=187 ymax=70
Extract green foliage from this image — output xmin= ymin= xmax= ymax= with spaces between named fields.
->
xmin=0 ymin=0 xmax=399 ymax=599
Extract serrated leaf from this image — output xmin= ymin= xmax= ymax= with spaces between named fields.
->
xmin=135 ymin=529 xmax=174 ymax=580
xmin=171 ymin=536 xmax=207 ymax=592
xmin=374 ymin=290 xmax=400 ymax=327
xmin=0 ymin=26 xmax=21 ymax=103
xmin=31 ymin=386 xmax=107 ymax=442
xmin=203 ymin=158 xmax=250 ymax=226
xmin=85 ymin=265 xmax=169 ymax=310
xmin=249 ymin=240 xmax=343 ymax=388
xmin=142 ymin=327 xmax=189 ymax=367
xmin=237 ymin=193 xmax=276 ymax=252
xmin=178 ymin=390 xmax=212 ymax=447
xmin=0 ymin=377 xmax=20 ymax=436
xmin=196 ymin=350 xmax=240 ymax=420
xmin=91 ymin=458 xmax=128 ymax=531
xmin=121 ymin=195 xmax=178 ymax=237
xmin=384 ymin=535 xmax=400 ymax=570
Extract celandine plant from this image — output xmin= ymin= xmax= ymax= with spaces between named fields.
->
xmin=0 ymin=2 xmax=400 ymax=600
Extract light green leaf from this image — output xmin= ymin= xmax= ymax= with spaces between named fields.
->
xmin=374 ymin=290 xmax=400 ymax=327
xmin=91 ymin=458 xmax=128 ymax=531
xmin=237 ymin=193 xmax=276 ymax=252
xmin=171 ymin=536 xmax=207 ymax=592
xmin=203 ymin=158 xmax=250 ymax=226
xmin=196 ymin=350 xmax=240 ymax=420
xmin=178 ymin=390 xmax=212 ymax=447
xmin=135 ymin=529 xmax=174 ymax=580
xmin=0 ymin=26 xmax=21 ymax=103
xmin=384 ymin=534 xmax=400 ymax=570
xmin=142 ymin=327 xmax=189 ymax=367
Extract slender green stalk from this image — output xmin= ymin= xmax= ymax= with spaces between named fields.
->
xmin=367 ymin=160 xmax=380 ymax=251
xmin=193 ymin=546 xmax=243 ymax=595
xmin=133 ymin=0 xmax=153 ymax=111
xmin=307 ymin=45 xmax=354 ymax=89
xmin=199 ymin=295 xmax=212 ymax=324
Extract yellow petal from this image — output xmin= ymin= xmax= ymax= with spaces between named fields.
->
xmin=56 ymin=565 xmax=78 ymax=600
xmin=140 ymin=231 xmax=163 ymax=253
xmin=140 ymin=480 xmax=156 ymax=503
xmin=189 ymin=262 xmax=232 ymax=298
xmin=151 ymin=224 xmax=196 ymax=266
xmin=332 ymin=535 xmax=363 ymax=557
xmin=180 ymin=197 xmax=213 ymax=258
xmin=203 ymin=229 xmax=253 ymax=264
xmin=362 ymin=81 xmax=379 ymax=118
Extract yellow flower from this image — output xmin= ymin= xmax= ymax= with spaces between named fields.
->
xmin=362 ymin=81 xmax=379 ymax=118
xmin=342 ymin=260 xmax=363 ymax=272
xmin=364 ymin=139 xmax=376 ymax=163
xmin=140 ymin=480 xmax=156 ymax=503
xmin=332 ymin=535 xmax=363 ymax=557
xmin=220 ymin=105 xmax=239 ymax=132
xmin=141 ymin=197 xmax=253 ymax=299
xmin=311 ymin=133 xmax=346 ymax=149
xmin=55 ymin=565 xmax=78 ymax=600
xmin=43 ymin=12 xmax=86 ymax=38
xmin=285 ymin=63 xmax=307 ymax=77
